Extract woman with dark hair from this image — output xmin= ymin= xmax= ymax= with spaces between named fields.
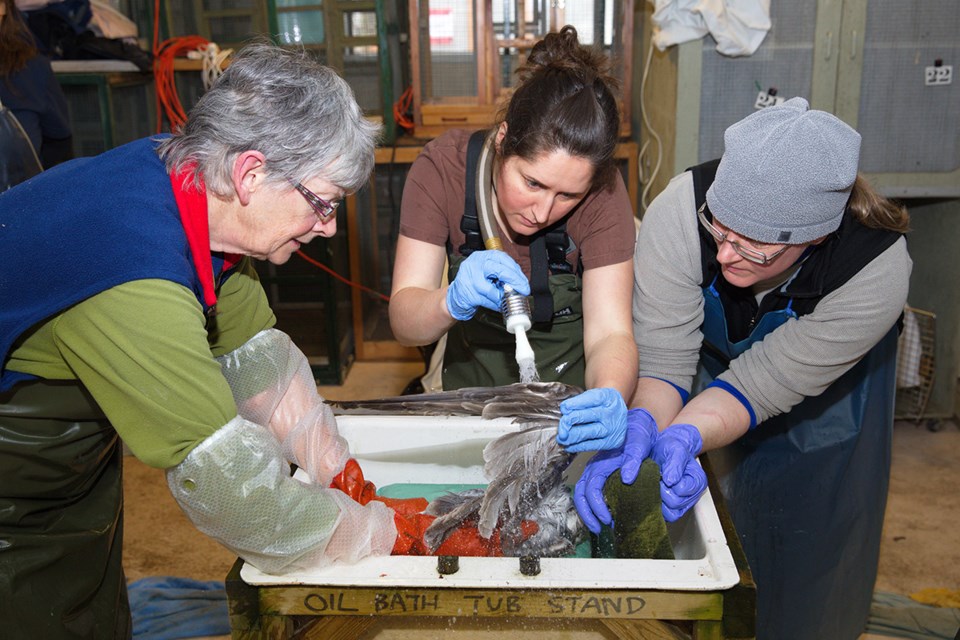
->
xmin=0 ymin=0 xmax=72 ymax=167
xmin=390 ymin=26 xmax=638 ymax=455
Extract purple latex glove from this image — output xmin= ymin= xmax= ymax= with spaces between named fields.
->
xmin=558 ymin=387 xmax=628 ymax=453
xmin=651 ymin=423 xmax=707 ymax=522
xmin=573 ymin=409 xmax=659 ymax=534
xmin=445 ymin=250 xmax=529 ymax=321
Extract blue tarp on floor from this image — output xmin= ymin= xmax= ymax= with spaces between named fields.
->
xmin=128 ymin=576 xmax=230 ymax=640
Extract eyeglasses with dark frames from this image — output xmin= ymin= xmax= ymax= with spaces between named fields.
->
xmin=697 ymin=203 xmax=790 ymax=266
xmin=291 ymin=181 xmax=340 ymax=223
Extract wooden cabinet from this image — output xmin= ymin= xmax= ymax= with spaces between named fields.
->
xmin=409 ymin=0 xmax=634 ymax=138
xmin=642 ymin=0 xmax=960 ymax=201
xmin=160 ymin=0 xmax=392 ymax=123
xmin=53 ymin=61 xmax=154 ymax=157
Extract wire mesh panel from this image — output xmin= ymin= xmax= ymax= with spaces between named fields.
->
xmin=272 ymin=2 xmax=384 ymax=116
xmin=895 ymin=306 xmax=936 ymax=423
xmin=346 ymin=152 xmax=420 ymax=362
xmin=855 ymin=0 xmax=960 ymax=174
xmin=414 ymin=0 xmax=481 ymax=101
xmin=206 ymin=0 xmax=267 ymax=44
xmin=339 ymin=8 xmax=383 ymax=115
xmin=59 ymin=77 xmax=153 ymax=157
xmin=697 ymin=2 xmax=818 ymax=161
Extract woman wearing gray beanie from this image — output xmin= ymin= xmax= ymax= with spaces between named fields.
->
xmin=576 ymin=97 xmax=911 ymax=639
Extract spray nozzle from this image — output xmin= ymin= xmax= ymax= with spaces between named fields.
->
xmin=500 ymin=284 xmax=532 ymax=335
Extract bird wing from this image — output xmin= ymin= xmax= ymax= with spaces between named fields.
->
xmin=332 ymin=382 xmax=586 ymax=556
xmin=329 ymin=382 xmax=581 ymax=417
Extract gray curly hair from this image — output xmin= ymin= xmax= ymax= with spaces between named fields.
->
xmin=156 ymin=41 xmax=380 ymax=197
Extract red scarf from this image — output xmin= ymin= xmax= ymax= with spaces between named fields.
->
xmin=169 ymin=168 xmax=241 ymax=308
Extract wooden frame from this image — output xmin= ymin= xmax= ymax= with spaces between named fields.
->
xmin=408 ymin=0 xmax=634 ymax=139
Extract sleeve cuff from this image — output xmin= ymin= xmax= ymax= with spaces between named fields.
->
xmin=642 ymin=376 xmax=690 ymax=405
xmin=706 ymin=379 xmax=757 ymax=429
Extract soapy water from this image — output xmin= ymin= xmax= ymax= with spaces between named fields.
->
xmin=514 ymin=328 xmax=540 ymax=383
xmin=518 ymin=357 xmax=539 ymax=384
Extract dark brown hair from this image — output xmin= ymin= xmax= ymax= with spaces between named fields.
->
xmin=0 ymin=0 xmax=38 ymax=76
xmin=848 ymin=175 xmax=910 ymax=234
xmin=496 ymin=26 xmax=621 ymax=191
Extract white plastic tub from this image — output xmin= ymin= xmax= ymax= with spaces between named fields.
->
xmin=241 ymin=415 xmax=739 ymax=591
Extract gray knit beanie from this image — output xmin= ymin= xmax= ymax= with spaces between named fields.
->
xmin=705 ymin=97 xmax=861 ymax=245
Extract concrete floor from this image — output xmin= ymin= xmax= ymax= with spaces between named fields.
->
xmin=122 ymin=360 xmax=960 ymax=639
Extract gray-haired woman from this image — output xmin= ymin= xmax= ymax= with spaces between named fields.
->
xmin=0 ymin=41 xmax=400 ymax=638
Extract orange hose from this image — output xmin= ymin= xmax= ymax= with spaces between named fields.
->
xmin=393 ymin=86 xmax=415 ymax=131
xmin=152 ymin=0 xmax=208 ymax=132
xmin=296 ymin=250 xmax=390 ymax=302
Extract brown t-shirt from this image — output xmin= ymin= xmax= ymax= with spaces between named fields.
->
xmin=399 ymin=129 xmax=636 ymax=276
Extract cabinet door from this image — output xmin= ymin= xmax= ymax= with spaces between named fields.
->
xmin=695 ymin=2 xmax=821 ymax=161
xmin=835 ymin=0 xmax=960 ymax=196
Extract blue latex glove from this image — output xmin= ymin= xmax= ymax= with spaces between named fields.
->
xmin=572 ymin=408 xmax=659 ymax=534
xmin=557 ymin=388 xmax=628 ymax=452
xmin=651 ymin=423 xmax=707 ymax=522
xmin=445 ymin=250 xmax=530 ymax=321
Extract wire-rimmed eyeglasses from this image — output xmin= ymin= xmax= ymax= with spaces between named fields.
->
xmin=292 ymin=181 xmax=340 ymax=223
xmin=697 ymin=203 xmax=789 ymax=266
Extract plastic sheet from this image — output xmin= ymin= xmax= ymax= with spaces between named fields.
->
xmin=0 ymin=105 xmax=42 ymax=191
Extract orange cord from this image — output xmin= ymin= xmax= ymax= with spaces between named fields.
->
xmin=152 ymin=0 xmax=209 ymax=132
xmin=392 ymin=86 xmax=415 ymax=131
xmin=296 ymin=250 xmax=390 ymax=302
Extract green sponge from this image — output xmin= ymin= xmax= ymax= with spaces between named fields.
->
xmin=593 ymin=459 xmax=674 ymax=560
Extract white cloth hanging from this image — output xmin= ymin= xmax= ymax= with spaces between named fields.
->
xmin=896 ymin=307 xmax=923 ymax=389
xmin=651 ymin=0 xmax=771 ymax=57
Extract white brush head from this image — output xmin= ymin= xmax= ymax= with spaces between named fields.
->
xmin=514 ymin=327 xmax=535 ymax=365
xmin=505 ymin=314 xmax=532 ymax=334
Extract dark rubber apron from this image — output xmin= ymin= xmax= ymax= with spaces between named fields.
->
xmin=0 ymin=380 xmax=131 ymax=639
xmin=441 ymin=130 xmax=587 ymax=390
xmin=697 ymin=276 xmax=897 ymax=640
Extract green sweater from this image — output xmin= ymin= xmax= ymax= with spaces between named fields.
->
xmin=5 ymin=258 xmax=275 ymax=468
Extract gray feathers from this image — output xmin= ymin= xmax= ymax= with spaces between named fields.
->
xmin=331 ymin=382 xmax=588 ymax=557
xmin=330 ymin=381 xmax=576 ymax=421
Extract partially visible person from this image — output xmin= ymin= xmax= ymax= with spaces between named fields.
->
xmin=389 ymin=26 xmax=638 ymax=455
xmin=0 ymin=0 xmax=72 ymax=167
xmin=575 ymin=98 xmax=911 ymax=639
xmin=0 ymin=41 xmax=515 ymax=640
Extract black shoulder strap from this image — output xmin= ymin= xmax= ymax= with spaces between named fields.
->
xmin=529 ymin=234 xmax=553 ymax=323
xmin=689 ymin=158 xmax=721 ymax=210
xmin=688 ymin=159 xmax=722 ymax=285
xmin=545 ymin=227 xmax=575 ymax=275
xmin=458 ymin=130 xmax=489 ymax=256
